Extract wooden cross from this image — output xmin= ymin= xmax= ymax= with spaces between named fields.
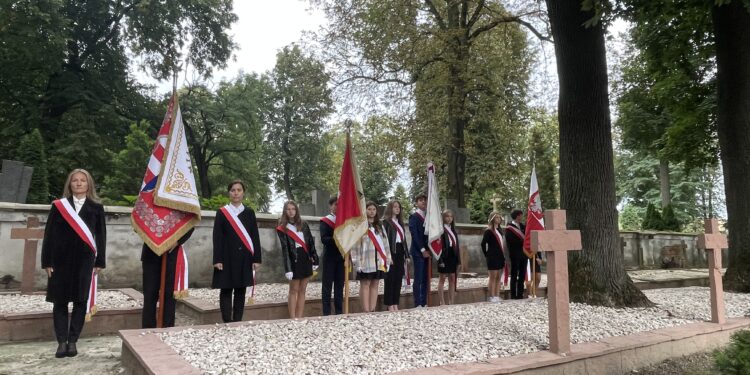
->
xmin=531 ymin=210 xmax=582 ymax=355
xmin=489 ymin=194 xmax=501 ymax=212
xmin=696 ymin=218 xmax=727 ymax=324
xmin=10 ymin=217 xmax=45 ymax=294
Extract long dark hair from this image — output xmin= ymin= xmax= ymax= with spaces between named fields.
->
xmin=278 ymin=200 xmax=304 ymax=228
xmin=366 ymin=201 xmax=382 ymax=234
xmin=383 ymin=200 xmax=403 ymax=225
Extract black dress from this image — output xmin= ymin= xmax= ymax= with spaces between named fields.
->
xmin=212 ymin=206 xmax=262 ymax=289
xmin=41 ymin=198 xmax=106 ymax=304
xmin=382 ymin=219 xmax=407 ymax=306
xmin=437 ymin=227 xmax=460 ymax=274
xmin=481 ymin=228 xmax=506 ymax=271
xmin=277 ymin=223 xmax=319 ymax=280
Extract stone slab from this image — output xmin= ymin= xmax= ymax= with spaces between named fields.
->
xmin=0 ymin=288 xmax=143 ymax=342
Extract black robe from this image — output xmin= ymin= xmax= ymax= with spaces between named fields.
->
xmin=41 ymin=198 xmax=106 ymax=303
xmin=211 ymin=206 xmax=262 ymax=289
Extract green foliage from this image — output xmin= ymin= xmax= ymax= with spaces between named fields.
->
xmin=392 ymin=184 xmax=410 ymax=208
xmin=265 ymin=44 xmax=334 ymax=203
xmin=619 ymin=203 xmax=644 ymax=231
xmin=661 ymin=204 xmax=681 ymax=232
xmin=198 ymin=195 xmax=256 ymax=211
xmin=530 ymin=110 xmax=560 ymax=209
xmin=714 ymin=330 xmax=750 ymax=374
xmin=102 ymin=122 xmax=154 ymax=203
xmin=642 ymin=203 xmax=663 ymax=231
xmin=17 ymin=129 xmax=50 ymax=204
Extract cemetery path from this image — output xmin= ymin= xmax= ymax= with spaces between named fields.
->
xmin=0 ymin=335 xmax=122 ymax=375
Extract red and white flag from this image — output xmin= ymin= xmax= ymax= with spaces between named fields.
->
xmin=523 ymin=166 xmax=545 ymax=258
xmin=424 ymin=163 xmax=443 ymax=259
xmin=334 ymin=133 xmax=368 ymax=254
xmin=131 ymin=93 xmax=201 ymax=299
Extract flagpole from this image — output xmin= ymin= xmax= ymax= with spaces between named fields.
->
xmin=157 ymin=253 xmax=167 ymax=328
xmin=531 ymin=253 xmax=536 ymax=298
xmin=427 ymin=260 xmax=432 ymax=306
xmin=344 ymin=252 xmax=350 ymax=314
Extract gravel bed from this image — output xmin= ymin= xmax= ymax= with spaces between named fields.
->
xmin=187 ymin=275 xmax=548 ymax=306
xmin=644 ymin=287 xmax=750 ymax=320
xmin=0 ymin=290 xmax=142 ymax=315
xmin=161 ymin=294 xmax=694 ymax=374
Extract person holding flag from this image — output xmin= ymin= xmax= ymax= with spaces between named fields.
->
xmin=481 ymin=211 xmax=506 ymax=302
xmin=277 ymin=200 xmax=319 ymax=319
xmin=505 ymin=209 xmax=527 ymax=299
xmin=352 ymin=201 xmax=392 ymax=312
xmin=42 ymin=169 xmax=106 ymax=358
xmin=382 ymin=200 xmax=409 ymax=311
xmin=211 ymin=180 xmax=262 ymax=323
xmin=421 ymin=163 xmax=445 ymax=306
xmin=437 ymin=209 xmax=460 ymax=305
xmin=133 ymin=93 xmax=201 ymax=328
xmin=523 ymin=167 xmax=545 ymax=297
xmin=408 ymin=193 xmax=429 ymax=307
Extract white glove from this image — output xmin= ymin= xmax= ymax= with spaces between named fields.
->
xmin=312 ymin=265 xmax=319 ymax=271
xmin=285 ymin=272 xmax=293 ymax=281
xmin=357 ymin=266 xmax=363 ymax=273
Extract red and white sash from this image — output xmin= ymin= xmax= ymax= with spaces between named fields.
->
xmin=277 ymin=224 xmax=308 ymax=253
xmin=501 ymin=263 xmax=510 ymax=287
xmin=367 ymin=226 xmax=388 ymax=272
xmin=220 ymin=205 xmax=255 ymax=256
xmin=53 ymin=199 xmax=99 ymax=320
xmin=525 ymin=259 xmax=532 ymax=282
xmin=414 ymin=210 xmax=425 ymax=221
xmin=173 ymin=245 xmax=189 ymax=298
xmin=320 ymin=214 xmax=335 ymax=228
xmin=491 ymin=228 xmax=505 ymax=253
xmin=444 ymin=224 xmax=457 ymax=248
xmin=506 ymin=224 xmax=525 ymax=240
xmin=391 ymin=218 xmax=405 ymax=244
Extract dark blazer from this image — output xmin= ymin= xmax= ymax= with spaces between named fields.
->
xmin=439 ymin=225 xmax=461 ymax=266
xmin=41 ymin=197 xmax=106 ymax=303
xmin=320 ymin=218 xmax=342 ymax=262
xmin=481 ymin=228 xmax=506 ymax=263
xmin=277 ymin=222 xmax=319 ymax=274
xmin=408 ymin=212 xmax=427 ymax=257
xmin=382 ymin=218 xmax=409 ymax=259
xmin=505 ymin=222 xmax=526 ymax=259
xmin=211 ymin=206 xmax=262 ymax=289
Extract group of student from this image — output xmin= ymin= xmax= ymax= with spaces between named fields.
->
xmin=40 ymin=169 xmax=539 ymax=359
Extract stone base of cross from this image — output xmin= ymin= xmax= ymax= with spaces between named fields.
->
xmin=531 ymin=210 xmax=582 ymax=355
xmin=697 ymin=218 xmax=728 ymax=324
xmin=10 ymin=216 xmax=45 ymax=294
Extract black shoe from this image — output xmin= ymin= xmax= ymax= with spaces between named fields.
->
xmin=55 ymin=343 xmax=67 ymax=358
xmin=66 ymin=342 xmax=77 ymax=357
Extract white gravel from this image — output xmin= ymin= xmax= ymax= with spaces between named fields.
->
xmin=187 ymin=275 xmax=548 ymax=306
xmin=0 ymin=290 xmax=142 ymax=315
xmin=160 ymin=287 xmax=732 ymax=375
xmin=644 ymin=286 xmax=750 ymax=320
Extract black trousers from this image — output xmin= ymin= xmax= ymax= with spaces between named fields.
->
xmin=142 ymin=250 xmax=177 ymax=328
xmin=383 ymin=250 xmax=405 ymax=306
xmin=321 ymin=256 xmax=345 ymax=315
xmin=510 ymin=256 xmax=527 ymax=299
xmin=219 ymin=287 xmax=246 ymax=322
xmin=53 ymin=301 xmax=86 ymax=343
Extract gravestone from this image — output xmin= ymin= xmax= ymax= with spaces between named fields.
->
xmin=299 ymin=203 xmax=316 ymax=216
xmin=0 ymin=160 xmax=34 ymax=203
xmin=696 ymin=218 xmax=728 ymax=324
xmin=530 ymin=209 xmax=582 ymax=355
xmin=311 ymin=190 xmax=332 ymax=217
xmin=445 ymin=199 xmax=470 ymax=223
xmin=10 ymin=216 xmax=45 ymax=294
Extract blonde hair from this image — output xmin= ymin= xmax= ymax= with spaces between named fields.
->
xmin=487 ymin=211 xmax=503 ymax=229
xmin=442 ymin=209 xmax=454 ymax=223
xmin=62 ymin=169 xmax=100 ymax=202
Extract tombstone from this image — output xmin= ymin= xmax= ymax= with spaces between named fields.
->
xmin=445 ymin=199 xmax=470 ymax=223
xmin=0 ymin=160 xmax=34 ymax=203
xmin=696 ymin=218 xmax=728 ymax=324
xmin=311 ymin=189 xmax=332 ymax=217
xmin=10 ymin=216 xmax=45 ymax=294
xmin=299 ymin=203 xmax=316 ymax=216
xmin=530 ymin=209 xmax=582 ymax=355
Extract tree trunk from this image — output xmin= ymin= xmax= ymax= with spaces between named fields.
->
xmin=712 ymin=2 xmax=750 ymax=292
xmin=545 ymin=0 xmax=651 ymax=307
xmin=658 ymin=158 xmax=670 ymax=208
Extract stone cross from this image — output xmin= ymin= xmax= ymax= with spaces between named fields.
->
xmin=696 ymin=218 xmax=727 ymax=324
xmin=490 ymin=194 xmax=500 ymax=212
xmin=531 ymin=210 xmax=582 ymax=355
xmin=10 ymin=216 xmax=45 ymax=294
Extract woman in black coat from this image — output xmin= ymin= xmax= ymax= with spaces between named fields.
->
xmin=212 ymin=180 xmax=262 ymax=323
xmin=276 ymin=200 xmax=319 ymax=319
xmin=382 ymin=200 xmax=409 ymax=311
xmin=437 ymin=209 xmax=461 ymax=305
xmin=41 ymin=169 xmax=106 ymax=358
xmin=481 ymin=211 xmax=506 ymax=303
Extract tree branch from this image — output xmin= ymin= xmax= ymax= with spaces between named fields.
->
xmin=466 ymin=0 xmax=486 ymax=29
xmin=423 ymin=0 xmax=447 ymax=30
xmin=469 ymin=15 xmax=551 ymax=42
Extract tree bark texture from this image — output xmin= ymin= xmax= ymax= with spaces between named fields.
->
xmin=658 ymin=158 xmax=670 ymax=208
xmin=712 ymin=2 xmax=750 ymax=292
xmin=545 ymin=0 xmax=651 ymax=307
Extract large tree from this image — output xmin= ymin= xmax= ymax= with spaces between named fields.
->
xmin=545 ymin=0 xmax=650 ymax=307
xmin=265 ymin=45 xmax=334 ymax=202
xmin=712 ymin=0 xmax=750 ymax=292
xmin=312 ymin=0 xmax=544 ymax=207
